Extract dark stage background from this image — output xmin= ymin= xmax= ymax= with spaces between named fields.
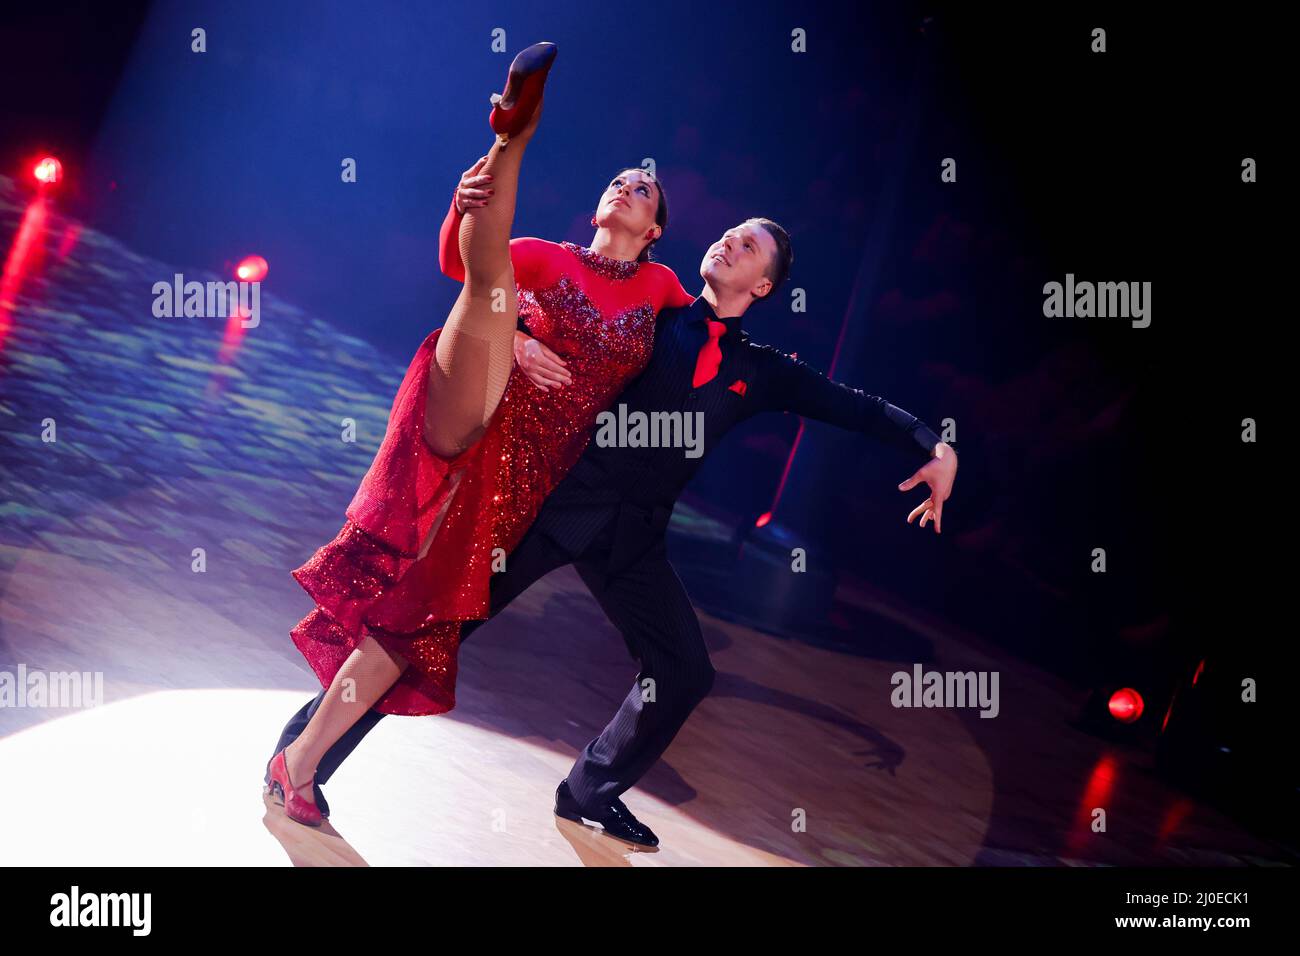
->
xmin=0 ymin=2 xmax=1281 ymax=753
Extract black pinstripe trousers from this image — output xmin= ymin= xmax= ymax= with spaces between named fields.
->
xmin=268 ymin=516 xmax=715 ymax=810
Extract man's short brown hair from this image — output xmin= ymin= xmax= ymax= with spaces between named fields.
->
xmin=745 ymin=217 xmax=792 ymax=299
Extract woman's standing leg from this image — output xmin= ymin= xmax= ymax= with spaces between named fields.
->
xmin=281 ymin=632 xmax=409 ymax=807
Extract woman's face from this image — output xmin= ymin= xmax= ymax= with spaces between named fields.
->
xmin=595 ymin=170 xmax=660 ymax=239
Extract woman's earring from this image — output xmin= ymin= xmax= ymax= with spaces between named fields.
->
xmin=590 ymin=216 xmax=598 ymax=226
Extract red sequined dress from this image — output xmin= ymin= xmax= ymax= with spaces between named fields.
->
xmin=289 ymin=197 xmax=693 ymax=715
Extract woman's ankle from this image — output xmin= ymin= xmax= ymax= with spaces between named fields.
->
xmin=283 ymin=741 xmax=318 ymax=785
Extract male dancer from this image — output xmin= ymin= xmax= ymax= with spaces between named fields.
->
xmin=269 ymin=218 xmax=957 ymax=846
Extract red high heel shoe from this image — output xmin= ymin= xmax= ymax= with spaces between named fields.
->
xmin=265 ymin=748 xmax=324 ymax=827
xmin=488 ymin=41 xmax=558 ymax=146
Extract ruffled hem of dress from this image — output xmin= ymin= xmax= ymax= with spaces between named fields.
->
xmin=289 ymin=603 xmax=459 ymax=717
xmin=286 ymin=323 xmax=526 ymax=715
xmin=291 ymin=515 xmax=484 ymax=715
xmin=286 ymin=324 xmax=487 ymax=716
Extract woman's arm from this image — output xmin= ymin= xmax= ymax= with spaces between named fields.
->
xmin=439 ymin=157 xmax=553 ymax=289
xmin=438 ymin=193 xmax=468 ymax=282
xmin=653 ymin=264 xmax=696 ymax=310
xmin=438 ymin=156 xmax=492 ymax=281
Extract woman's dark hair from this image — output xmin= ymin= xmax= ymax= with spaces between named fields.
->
xmin=606 ymin=167 xmax=669 ymax=263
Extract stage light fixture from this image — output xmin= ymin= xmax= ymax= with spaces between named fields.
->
xmin=235 ymin=255 xmax=268 ymax=282
xmin=1108 ymin=687 xmax=1144 ymax=723
xmin=33 ymin=156 xmax=62 ymax=185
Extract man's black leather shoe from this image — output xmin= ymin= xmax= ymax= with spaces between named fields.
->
xmin=554 ymin=780 xmax=658 ymax=847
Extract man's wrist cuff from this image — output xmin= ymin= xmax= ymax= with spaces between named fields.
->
xmin=914 ymin=424 xmax=943 ymax=458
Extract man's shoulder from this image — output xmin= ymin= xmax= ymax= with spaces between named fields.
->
xmin=655 ymin=297 xmax=694 ymax=320
xmin=739 ymin=339 xmax=836 ymax=386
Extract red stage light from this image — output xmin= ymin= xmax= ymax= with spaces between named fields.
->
xmin=1108 ymin=688 xmax=1144 ymax=723
xmin=755 ymin=512 xmax=772 ymax=528
xmin=235 ymin=255 xmax=268 ymax=282
xmin=33 ymin=156 xmax=62 ymax=185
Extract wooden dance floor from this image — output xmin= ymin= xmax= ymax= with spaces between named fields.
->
xmin=2 ymin=544 xmax=1293 ymax=867
xmin=0 ymin=175 xmax=1293 ymax=866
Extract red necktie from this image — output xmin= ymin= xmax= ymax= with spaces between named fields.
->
xmin=692 ymin=320 xmax=727 ymax=387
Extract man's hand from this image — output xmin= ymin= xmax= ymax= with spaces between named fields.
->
xmin=899 ymin=442 xmax=956 ymax=533
xmin=454 ymin=156 xmax=494 ymax=213
xmin=513 ymin=331 xmax=572 ymax=391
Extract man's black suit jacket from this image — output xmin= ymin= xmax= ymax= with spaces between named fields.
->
xmin=522 ymin=295 xmax=943 ymax=574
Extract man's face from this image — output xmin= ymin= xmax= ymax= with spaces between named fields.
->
xmin=699 ymin=221 xmax=777 ymax=300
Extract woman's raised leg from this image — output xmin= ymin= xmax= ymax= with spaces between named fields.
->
xmin=424 ymin=50 xmax=551 ymax=459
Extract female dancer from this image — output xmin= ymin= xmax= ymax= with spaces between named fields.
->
xmin=266 ymin=42 xmax=695 ymax=826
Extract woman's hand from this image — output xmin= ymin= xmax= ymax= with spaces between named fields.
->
xmin=513 ymin=331 xmax=572 ymax=391
xmin=454 ymin=156 xmax=495 ymax=213
xmin=899 ymin=442 xmax=957 ymax=534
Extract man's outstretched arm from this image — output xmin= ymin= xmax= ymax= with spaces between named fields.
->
xmin=752 ymin=344 xmax=957 ymax=532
